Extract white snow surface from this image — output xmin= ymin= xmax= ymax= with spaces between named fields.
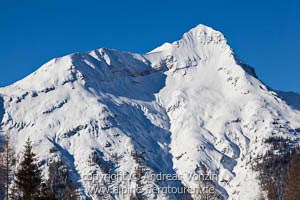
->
xmin=1 ymin=24 xmax=300 ymax=200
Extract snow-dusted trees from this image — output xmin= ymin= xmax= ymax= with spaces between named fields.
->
xmin=256 ymin=136 xmax=300 ymax=200
xmin=195 ymin=168 xmax=219 ymax=200
xmin=47 ymin=158 xmax=77 ymax=200
xmin=283 ymin=152 xmax=300 ymax=200
xmin=0 ymin=136 xmax=79 ymax=199
xmin=0 ymin=137 xmax=5 ymax=199
xmin=256 ymin=137 xmax=292 ymax=200
xmin=0 ymin=135 xmax=15 ymax=200
xmin=0 ymin=160 xmax=4 ymax=200
xmin=131 ymin=151 xmax=144 ymax=200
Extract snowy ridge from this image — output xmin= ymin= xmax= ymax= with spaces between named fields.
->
xmin=1 ymin=24 xmax=300 ymax=200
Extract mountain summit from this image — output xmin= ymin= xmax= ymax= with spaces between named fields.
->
xmin=1 ymin=24 xmax=300 ymax=200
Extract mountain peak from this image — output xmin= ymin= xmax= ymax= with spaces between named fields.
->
xmin=149 ymin=24 xmax=230 ymax=55
xmin=183 ymin=24 xmax=226 ymax=44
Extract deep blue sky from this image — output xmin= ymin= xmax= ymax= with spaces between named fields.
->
xmin=0 ymin=0 xmax=299 ymax=92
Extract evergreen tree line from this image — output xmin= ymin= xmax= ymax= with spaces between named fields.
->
xmin=0 ymin=136 xmax=78 ymax=200
xmin=3 ymin=135 xmax=299 ymax=200
xmin=255 ymin=136 xmax=300 ymax=200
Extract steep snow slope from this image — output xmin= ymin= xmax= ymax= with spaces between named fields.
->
xmin=0 ymin=50 xmax=177 ymax=200
xmin=1 ymin=24 xmax=300 ymax=200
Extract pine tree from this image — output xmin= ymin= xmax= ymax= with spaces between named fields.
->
xmin=14 ymin=138 xmax=43 ymax=200
xmin=283 ymin=152 xmax=300 ymax=200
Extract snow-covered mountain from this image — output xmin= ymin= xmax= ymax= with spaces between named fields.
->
xmin=1 ymin=24 xmax=300 ymax=200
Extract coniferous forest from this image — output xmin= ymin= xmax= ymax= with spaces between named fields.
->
xmin=1 ymin=135 xmax=300 ymax=200
xmin=0 ymin=137 xmax=78 ymax=200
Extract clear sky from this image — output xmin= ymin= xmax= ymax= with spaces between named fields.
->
xmin=0 ymin=0 xmax=299 ymax=92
